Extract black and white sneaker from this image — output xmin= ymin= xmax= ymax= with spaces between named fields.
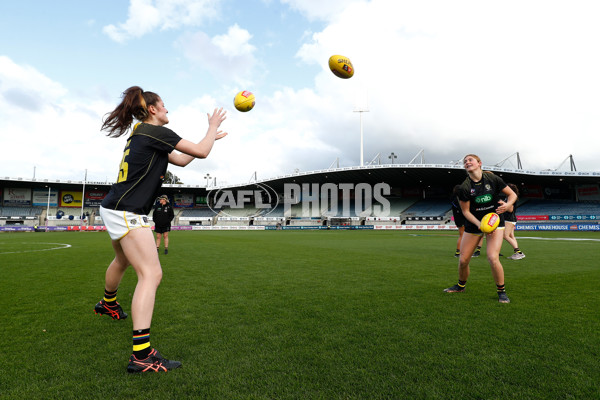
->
xmin=498 ymin=292 xmax=510 ymax=303
xmin=443 ymin=284 xmax=465 ymax=293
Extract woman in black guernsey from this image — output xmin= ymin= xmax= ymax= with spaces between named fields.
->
xmin=443 ymin=154 xmax=517 ymax=303
xmin=94 ymin=86 xmax=227 ymax=372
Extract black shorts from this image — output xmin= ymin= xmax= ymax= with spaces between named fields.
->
xmin=464 ymin=218 xmax=505 ymax=235
xmin=452 ymin=209 xmax=466 ymax=227
xmin=154 ymin=225 xmax=171 ymax=234
xmin=504 ymin=211 xmax=516 ymax=223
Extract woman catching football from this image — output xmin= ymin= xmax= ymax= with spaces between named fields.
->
xmin=444 ymin=154 xmax=517 ymax=303
xmin=94 ymin=86 xmax=227 ymax=372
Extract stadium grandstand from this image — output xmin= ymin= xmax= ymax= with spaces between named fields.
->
xmin=2 ymin=160 xmax=600 ymax=232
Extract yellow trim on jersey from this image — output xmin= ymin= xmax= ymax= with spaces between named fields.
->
xmin=114 ymin=152 xmax=157 ymax=211
xmin=132 ymin=131 xmax=177 ymax=148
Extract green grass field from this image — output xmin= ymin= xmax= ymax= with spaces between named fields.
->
xmin=1 ymin=230 xmax=599 ymax=399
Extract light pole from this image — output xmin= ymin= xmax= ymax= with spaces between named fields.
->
xmin=204 ymin=173 xmax=211 ymax=187
xmin=353 ymin=107 xmax=369 ymax=167
xmin=388 ymin=152 xmax=397 ymax=164
xmin=80 ymin=169 xmax=87 ymax=229
xmin=45 ymin=185 xmax=51 ymax=232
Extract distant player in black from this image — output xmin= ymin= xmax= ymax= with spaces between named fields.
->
xmin=153 ymin=195 xmax=174 ymax=254
xmin=94 ymin=86 xmax=228 ymax=372
xmin=451 ymin=185 xmax=483 ymax=258
xmin=444 ymin=154 xmax=517 ymax=303
xmin=504 ymin=183 xmax=526 ymax=260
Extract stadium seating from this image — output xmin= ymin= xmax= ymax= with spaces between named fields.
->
xmin=180 ymin=208 xmax=218 ymax=218
xmin=0 ymin=206 xmax=40 ymax=217
xmin=518 ymin=200 xmax=600 ymax=216
xmin=386 ymin=198 xmax=418 ymax=217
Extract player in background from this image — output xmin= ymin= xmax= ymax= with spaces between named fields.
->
xmin=94 ymin=86 xmax=227 ymax=372
xmin=504 ymin=183 xmax=526 ymax=260
xmin=444 ymin=154 xmax=517 ymax=303
xmin=451 ymin=185 xmax=483 ymax=257
xmin=153 ymin=195 xmax=175 ymax=255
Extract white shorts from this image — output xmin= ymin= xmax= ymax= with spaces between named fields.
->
xmin=99 ymin=206 xmax=151 ymax=241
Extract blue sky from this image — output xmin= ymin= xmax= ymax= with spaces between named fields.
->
xmin=1 ymin=0 xmax=600 ymax=186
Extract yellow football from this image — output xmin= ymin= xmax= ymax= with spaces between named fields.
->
xmin=328 ymin=55 xmax=354 ymax=79
xmin=480 ymin=212 xmax=500 ymax=233
xmin=234 ymin=90 xmax=255 ymax=112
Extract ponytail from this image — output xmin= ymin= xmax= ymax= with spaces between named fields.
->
xmin=101 ymin=86 xmax=160 ymax=137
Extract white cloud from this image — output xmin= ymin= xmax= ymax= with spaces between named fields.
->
xmin=0 ymin=56 xmax=121 ymax=182
xmin=175 ymin=24 xmax=259 ymax=86
xmin=212 ymin=24 xmax=256 ymax=57
xmin=280 ymin=0 xmax=365 ymax=21
xmin=0 ymin=56 xmax=67 ymax=112
xmin=103 ymin=0 xmax=221 ymax=42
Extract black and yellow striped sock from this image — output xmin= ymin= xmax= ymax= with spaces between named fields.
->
xmin=458 ymin=280 xmax=467 ymax=288
xmin=455 ymin=249 xmax=460 ymax=256
xmin=496 ymin=284 xmax=506 ymax=293
xmin=514 ymin=247 xmax=522 ymax=254
xmin=104 ymin=288 xmax=118 ymax=306
xmin=133 ymin=328 xmax=151 ymax=359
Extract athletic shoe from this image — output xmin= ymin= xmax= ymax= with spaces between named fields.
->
xmin=94 ymin=300 xmax=128 ymax=320
xmin=507 ymin=253 xmax=526 ymax=260
xmin=443 ymin=284 xmax=465 ymax=293
xmin=472 ymin=250 xmax=481 ymax=257
xmin=164 ymin=249 xmax=168 ymax=255
xmin=127 ymin=349 xmax=182 ymax=373
xmin=498 ymin=292 xmax=510 ymax=303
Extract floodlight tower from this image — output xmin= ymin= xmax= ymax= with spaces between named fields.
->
xmin=354 ymin=106 xmax=369 ymax=167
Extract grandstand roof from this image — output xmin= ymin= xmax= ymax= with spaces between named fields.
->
xmin=2 ymin=164 xmax=599 ymax=193
xmin=223 ymin=164 xmax=600 ymax=192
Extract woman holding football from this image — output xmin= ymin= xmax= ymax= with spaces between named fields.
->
xmin=444 ymin=154 xmax=517 ymax=303
xmin=94 ymin=86 xmax=227 ymax=372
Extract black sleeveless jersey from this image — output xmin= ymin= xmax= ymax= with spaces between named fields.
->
xmin=101 ymin=123 xmax=182 ymax=215
xmin=457 ymin=172 xmax=507 ymax=221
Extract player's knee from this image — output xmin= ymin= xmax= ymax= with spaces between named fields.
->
xmin=152 ymin=268 xmax=163 ymax=285
xmin=140 ymin=265 xmax=163 ymax=286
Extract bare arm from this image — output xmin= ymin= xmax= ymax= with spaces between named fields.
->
xmin=168 ymin=108 xmax=228 ymax=167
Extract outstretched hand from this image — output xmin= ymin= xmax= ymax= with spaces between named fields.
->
xmin=215 ymin=130 xmax=228 ymax=140
xmin=208 ymin=107 xmax=227 ymax=129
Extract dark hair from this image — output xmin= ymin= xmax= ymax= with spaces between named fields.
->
xmin=507 ymin=183 xmax=519 ymax=197
xmin=101 ymin=86 xmax=161 ymax=137
xmin=452 ymin=185 xmax=461 ymax=196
